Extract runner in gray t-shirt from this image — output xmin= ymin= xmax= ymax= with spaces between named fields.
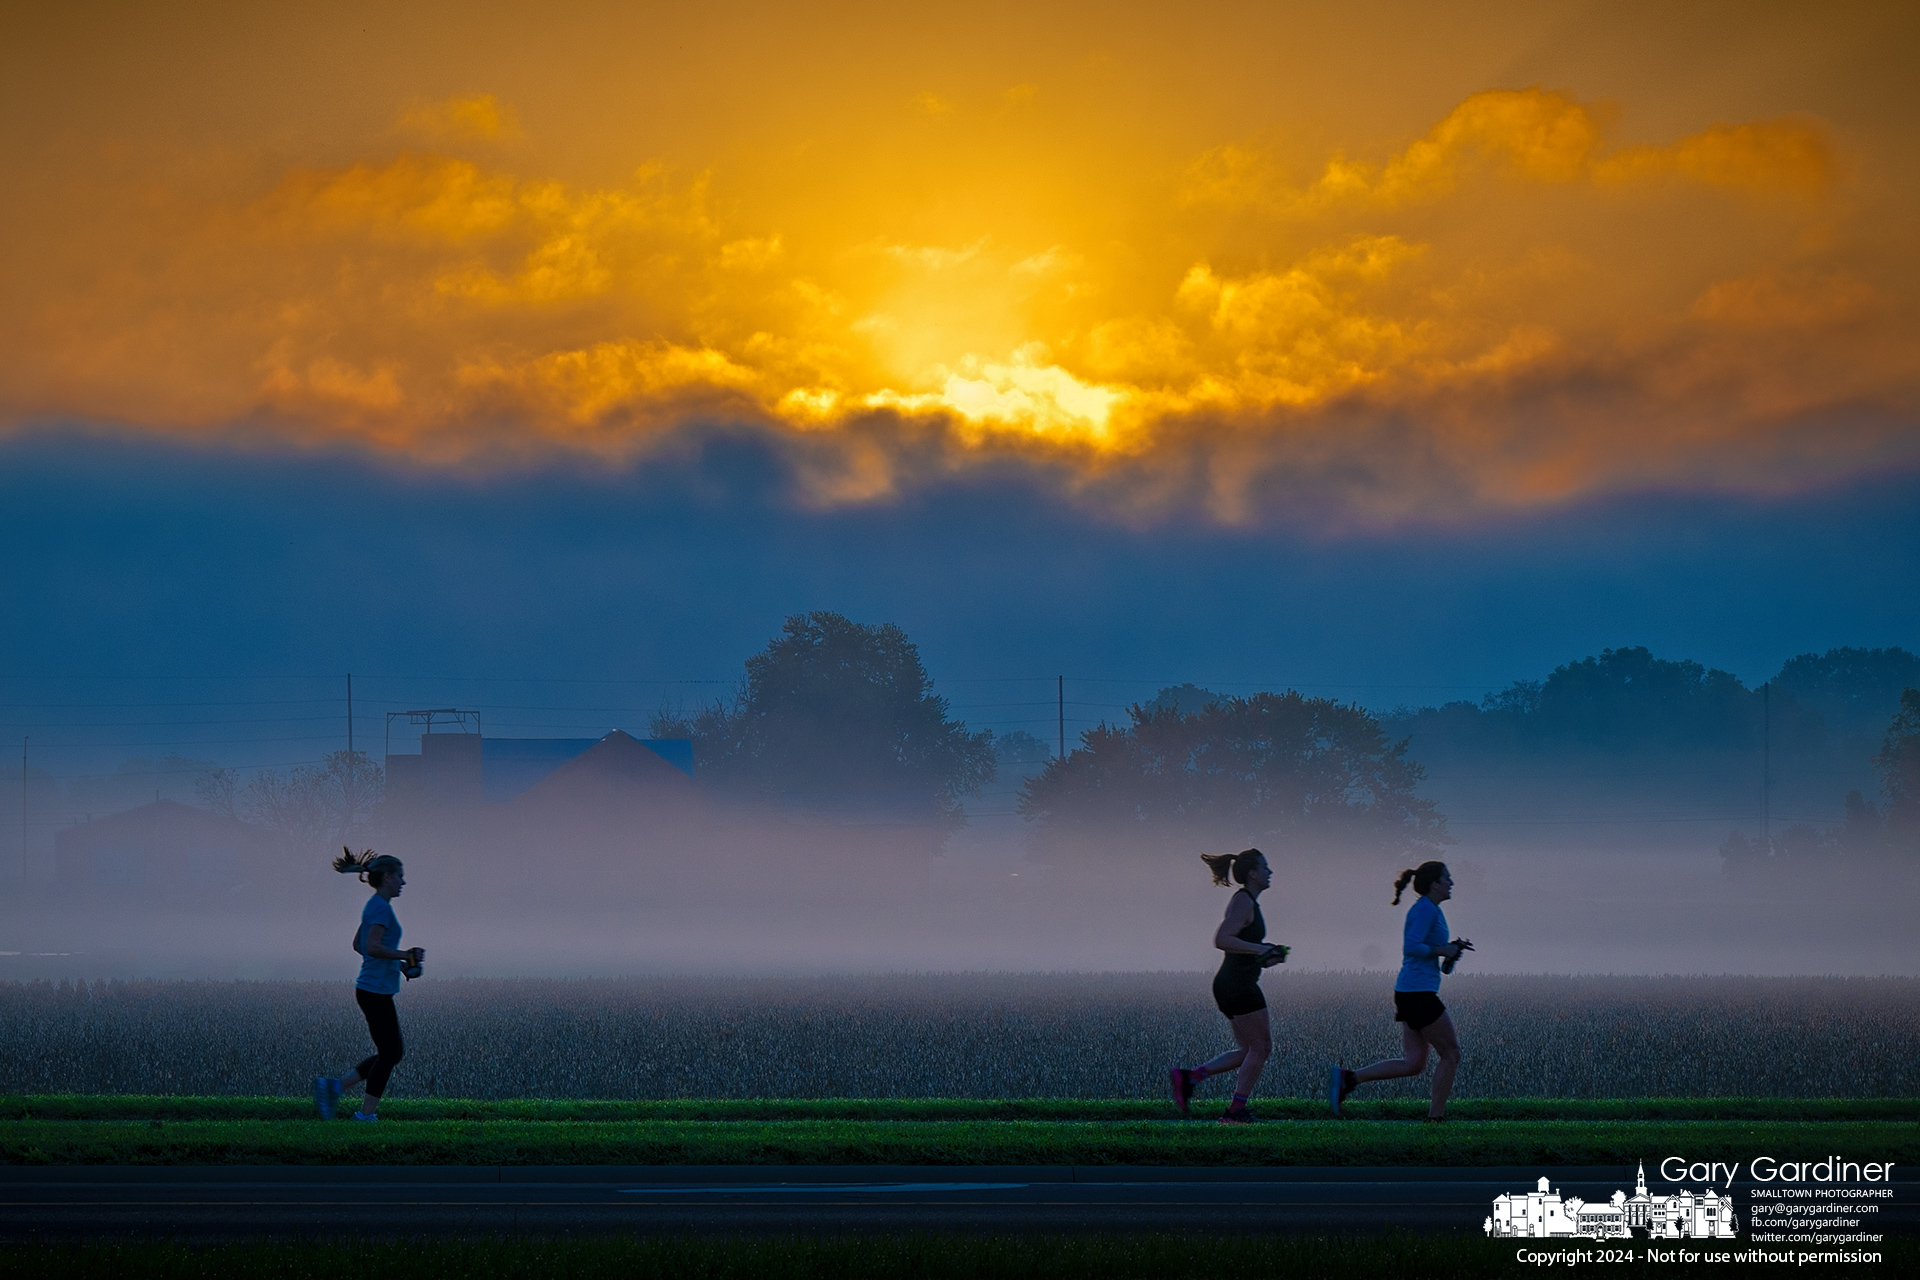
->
xmin=313 ymin=849 xmax=424 ymax=1121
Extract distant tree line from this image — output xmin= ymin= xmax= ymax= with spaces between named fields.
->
xmin=37 ymin=629 xmax=1915 ymax=877
xmin=1384 ymin=645 xmax=1919 ymax=756
xmin=1017 ymin=690 xmax=1449 ymax=862
xmin=1722 ymin=687 xmax=1920 ymax=871
xmin=653 ymin=614 xmax=1446 ymax=861
xmin=1380 ymin=645 xmax=1919 ymax=863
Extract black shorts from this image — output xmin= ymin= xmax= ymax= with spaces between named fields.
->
xmin=1393 ymin=990 xmax=1446 ymax=1031
xmin=1212 ymin=971 xmax=1267 ymax=1018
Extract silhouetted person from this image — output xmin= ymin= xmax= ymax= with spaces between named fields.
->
xmin=1169 ymin=848 xmax=1288 ymax=1123
xmin=1330 ymin=860 xmax=1471 ymax=1121
xmin=313 ymin=849 xmax=423 ymax=1121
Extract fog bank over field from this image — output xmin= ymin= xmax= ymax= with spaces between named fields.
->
xmin=0 ymin=825 xmax=1911 ymax=981
xmin=5 ymin=635 xmax=1915 ymax=981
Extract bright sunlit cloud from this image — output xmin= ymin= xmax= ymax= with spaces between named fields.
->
xmin=1 ymin=0 xmax=1913 ymax=524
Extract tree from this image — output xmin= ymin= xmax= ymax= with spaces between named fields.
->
xmin=993 ymin=730 xmax=1054 ymax=781
xmin=1387 ymin=646 xmax=1813 ymax=758
xmin=1519 ymin=647 xmax=1765 ymax=749
xmin=1874 ymin=687 xmax=1920 ymax=849
xmin=195 ymin=766 xmax=240 ymax=818
xmin=1839 ymin=789 xmax=1884 ymax=857
xmin=206 ymin=750 xmax=384 ymax=859
xmin=1774 ymin=648 xmax=1920 ymax=740
xmin=235 ymin=765 xmax=333 ymax=857
xmin=1017 ymin=692 xmax=1449 ymax=860
xmin=691 ymin=612 xmax=994 ymax=827
xmin=1720 ymin=733 xmax=1911 ymax=873
xmin=1718 ymin=829 xmax=1767 ymax=876
xmin=1144 ymin=683 xmax=1223 ymax=716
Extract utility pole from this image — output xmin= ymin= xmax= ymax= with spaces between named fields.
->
xmin=19 ymin=736 xmax=27 ymax=885
xmin=347 ymin=674 xmax=355 ymax=756
xmin=1761 ymin=681 xmax=1772 ymax=854
xmin=1057 ymin=675 xmax=1065 ymax=760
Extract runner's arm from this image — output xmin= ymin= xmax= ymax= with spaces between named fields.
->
xmin=1213 ymin=896 xmax=1267 ymax=954
xmin=360 ymin=924 xmax=419 ymax=963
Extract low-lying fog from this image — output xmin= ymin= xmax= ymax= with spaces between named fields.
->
xmin=1 ymin=816 xmax=1910 ymax=981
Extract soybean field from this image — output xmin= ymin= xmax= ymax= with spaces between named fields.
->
xmin=2 ymin=973 xmax=1914 ymax=1102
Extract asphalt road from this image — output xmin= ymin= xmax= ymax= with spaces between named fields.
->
xmin=3 ymin=1165 xmax=1911 ymax=1239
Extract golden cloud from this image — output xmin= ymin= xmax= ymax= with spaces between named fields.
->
xmin=399 ymin=94 xmax=522 ymax=143
xmin=1188 ymin=90 xmax=1839 ymax=215
xmin=1 ymin=75 xmax=1913 ymax=524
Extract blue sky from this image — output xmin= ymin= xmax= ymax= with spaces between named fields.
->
xmin=3 ymin=428 xmax=1916 ymax=780
xmin=4 ymin=1 xmax=1917 ymax=786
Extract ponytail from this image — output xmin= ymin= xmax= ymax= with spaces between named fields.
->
xmin=1391 ymin=860 xmax=1448 ymax=905
xmin=333 ymin=846 xmax=403 ymax=888
xmin=1201 ymin=848 xmax=1266 ymax=887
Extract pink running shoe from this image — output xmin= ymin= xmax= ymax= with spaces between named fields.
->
xmin=1167 ymin=1067 xmax=1198 ymax=1117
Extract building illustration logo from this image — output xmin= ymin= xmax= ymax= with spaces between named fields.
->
xmin=1485 ymin=1163 xmax=1739 ymax=1239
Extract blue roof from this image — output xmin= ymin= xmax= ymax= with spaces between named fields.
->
xmin=641 ymin=736 xmax=694 ymax=776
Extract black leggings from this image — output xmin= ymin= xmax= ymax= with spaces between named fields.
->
xmin=353 ymin=988 xmax=405 ymax=1098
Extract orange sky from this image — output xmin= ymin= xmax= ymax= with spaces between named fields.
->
xmin=2 ymin=0 xmax=1915 ymax=522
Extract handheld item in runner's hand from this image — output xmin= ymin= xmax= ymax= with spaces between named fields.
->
xmin=1439 ymin=938 xmax=1474 ymax=974
xmin=1259 ymin=943 xmax=1290 ymax=967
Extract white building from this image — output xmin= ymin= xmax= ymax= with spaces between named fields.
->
xmin=1487 ymin=1166 xmax=1736 ymax=1240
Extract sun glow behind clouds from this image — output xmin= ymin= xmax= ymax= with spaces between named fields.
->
xmin=1 ymin=1 xmax=1915 ymax=523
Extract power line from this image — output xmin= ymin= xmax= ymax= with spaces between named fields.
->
xmin=11 ymin=735 xmax=346 ymax=750
xmin=0 ymin=674 xmax=736 ymax=686
xmin=25 ymin=757 xmax=331 ymax=782
xmin=0 ymin=672 xmax=1505 ymax=691
xmin=0 ymin=715 xmax=347 ymax=728
xmin=0 ymin=699 xmax=342 ymax=710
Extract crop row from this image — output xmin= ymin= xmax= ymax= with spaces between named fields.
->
xmin=1 ymin=973 xmax=1913 ymax=1100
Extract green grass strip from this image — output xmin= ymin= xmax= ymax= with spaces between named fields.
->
xmin=0 ymin=1234 xmax=1910 ymax=1279
xmin=4 ymin=1094 xmax=1914 ymax=1123
xmin=2 ymin=1117 xmax=1912 ymax=1167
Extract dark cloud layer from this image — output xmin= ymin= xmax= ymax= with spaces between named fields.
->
xmin=3 ymin=432 xmax=1915 ymax=778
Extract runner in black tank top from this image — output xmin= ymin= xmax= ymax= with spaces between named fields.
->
xmin=1211 ymin=891 xmax=1268 ymax=1019
xmin=1168 ymin=848 xmax=1287 ymax=1124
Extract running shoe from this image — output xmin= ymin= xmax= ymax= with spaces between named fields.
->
xmin=350 ymin=1111 xmax=379 ymax=1122
xmin=1217 ymin=1106 xmax=1255 ymax=1125
xmin=1329 ymin=1065 xmax=1356 ymax=1117
xmin=1167 ymin=1067 xmax=1198 ymax=1117
xmin=1424 ymin=1114 xmax=1448 ymax=1123
xmin=312 ymin=1076 xmax=340 ymax=1120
